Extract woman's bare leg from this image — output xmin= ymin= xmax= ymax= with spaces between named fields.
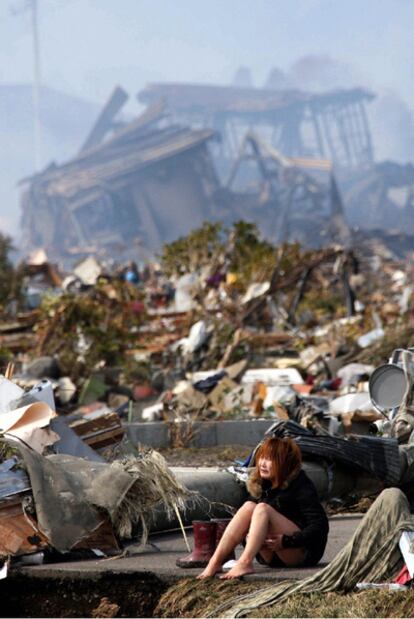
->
xmin=197 ymin=502 xmax=256 ymax=579
xmin=221 ymin=503 xmax=305 ymax=579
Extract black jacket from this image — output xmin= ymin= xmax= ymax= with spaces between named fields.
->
xmin=249 ymin=470 xmax=329 ymax=565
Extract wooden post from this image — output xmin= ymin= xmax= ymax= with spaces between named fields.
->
xmin=319 ymin=106 xmax=337 ymax=164
xmin=358 ymin=101 xmax=374 ymax=164
xmin=310 ymin=106 xmax=326 ymax=158
xmin=333 ymin=105 xmax=352 ymax=167
xmin=80 ymin=86 xmax=128 ymax=152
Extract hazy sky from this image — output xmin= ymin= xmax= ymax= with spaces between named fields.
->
xmin=0 ymin=0 xmax=413 ymax=240
xmin=0 ymin=0 xmax=413 ymax=105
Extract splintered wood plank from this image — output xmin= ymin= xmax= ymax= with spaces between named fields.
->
xmin=0 ymin=497 xmax=49 ymax=555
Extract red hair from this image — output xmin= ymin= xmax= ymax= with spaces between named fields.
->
xmin=252 ymin=437 xmax=302 ymax=488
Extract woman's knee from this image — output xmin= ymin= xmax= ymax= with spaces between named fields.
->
xmin=253 ymin=502 xmax=274 ymax=516
xmin=239 ymin=501 xmax=256 ymax=515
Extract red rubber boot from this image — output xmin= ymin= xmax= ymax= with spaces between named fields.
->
xmin=176 ymin=520 xmax=217 ymax=568
xmin=211 ymin=518 xmax=235 ymax=562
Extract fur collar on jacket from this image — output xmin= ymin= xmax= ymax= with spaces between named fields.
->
xmin=246 ymin=462 xmax=302 ymax=498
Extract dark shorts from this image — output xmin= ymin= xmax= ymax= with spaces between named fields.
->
xmin=256 ymin=548 xmax=318 ymax=568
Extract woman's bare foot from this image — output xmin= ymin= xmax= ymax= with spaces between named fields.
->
xmin=197 ymin=562 xmax=221 ymax=579
xmin=219 ymin=561 xmax=254 ymax=580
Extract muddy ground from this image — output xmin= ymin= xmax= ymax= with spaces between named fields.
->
xmin=0 ymin=572 xmax=167 ymax=618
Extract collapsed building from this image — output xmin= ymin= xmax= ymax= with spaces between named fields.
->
xmin=20 ymin=84 xmax=354 ymax=261
xmin=20 ymin=96 xmax=219 ymax=262
xmin=340 ymin=160 xmax=414 ymax=234
xmin=19 ymin=80 xmax=414 ymax=260
xmin=139 ymin=83 xmax=374 ymax=170
xmin=217 ymin=132 xmax=350 ymax=246
xmin=139 ymin=83 xmax=414 ymax=238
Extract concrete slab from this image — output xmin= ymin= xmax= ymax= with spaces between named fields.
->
xmin=126 ymin=419 xmax=275 ymax=448
xmin=14 ymin=514 xmax=362 ymax=584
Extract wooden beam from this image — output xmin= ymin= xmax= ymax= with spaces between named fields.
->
xmin=349 ymin=103 xmax=365 ymax=159
xmin=333 ymin=105 xmax=352 ymax=167
xmin=358 ymin=101 xmax=374 ymax=163
xmin=80 ymin=85 xmax=128 ymax=152
xmin=310 ymin=107 xmax=326 ymax=158
xmin=319 ymin=107 xmax=337 ymax=164
xmin=278 ymin=110 xmax=303 ymax=156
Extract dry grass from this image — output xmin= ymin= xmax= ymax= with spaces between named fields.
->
xmin=159 ymin=444 xmax=252 ymax=468
xmin=154 ymin=577 xmax=263 ymax=617
xmin=154 ymin=580 xmax=414 ymax=618
xmin=255 ymin=589 xmax=414 ymax=618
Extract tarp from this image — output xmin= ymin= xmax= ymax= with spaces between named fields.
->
xmin=8 ymin=441 xmax=193 ymax=552
xmin=11 ymin=442 xmax=135 ymax=551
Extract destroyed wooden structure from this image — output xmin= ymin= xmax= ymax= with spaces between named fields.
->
xmin=23 ymin=80 xmax=414 ymax=258
xmin=340 ymin=160 xmax=414 ymax=233
xmin=218 ymin=132 xmax=350 ymax=246
xmin=139 ymin=83 xmax=375 ymax=169
xmin=20 ymin=100 xmax=220 ymax=262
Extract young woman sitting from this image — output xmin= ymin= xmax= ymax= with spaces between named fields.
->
xmin=197 ymin=436 xmax=329 ymax=579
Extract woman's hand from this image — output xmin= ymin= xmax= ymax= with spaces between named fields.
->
xmin=264 ymin=534 xmax=284 ymax=551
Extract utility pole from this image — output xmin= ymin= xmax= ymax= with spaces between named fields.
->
xmin=31 ymin=0 xmax=42 ymax=171
xmin=11 ymin=0 xmax=42 ymax=171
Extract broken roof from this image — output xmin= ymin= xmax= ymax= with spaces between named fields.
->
xmin=138 ymin=82 xmax=374 ymax=116
xmin=21 ymin=108 xmax=216 ymax=200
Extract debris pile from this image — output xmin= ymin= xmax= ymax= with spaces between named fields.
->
xmin=2 ymin=221 xmax=414 ymax=437
xmin=0 ymin=369 xmax=194 ymax=575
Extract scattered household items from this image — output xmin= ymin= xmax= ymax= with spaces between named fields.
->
xmin=368 ymin=348 xmax=414 ymax=444
xmin=368 ymin=348 xmax=414 ymax=415
xmin=5 ymin=189 xmax=414 ymax=594
xmin=369 ymin=362 xmax=407 ymax=412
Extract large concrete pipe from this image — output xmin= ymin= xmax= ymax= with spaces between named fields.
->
xmin=150 ymin=467 xmax=247 ymax=531
xmin=149 ymin=461 xmax=383 ymax=533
